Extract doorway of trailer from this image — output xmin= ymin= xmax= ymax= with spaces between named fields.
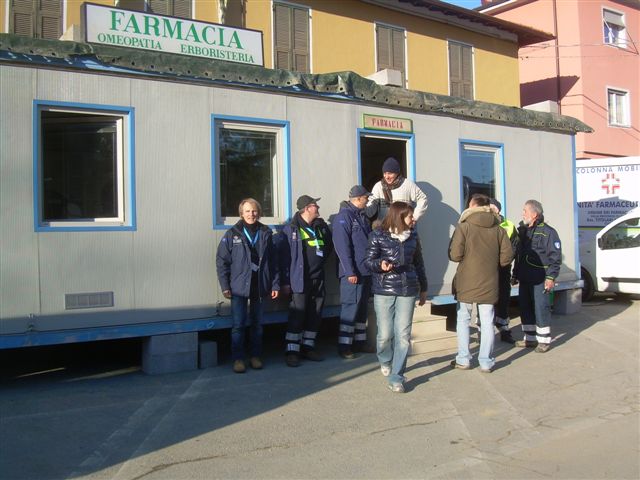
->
xmin=358 ymin=131 xmax=414 ymax=193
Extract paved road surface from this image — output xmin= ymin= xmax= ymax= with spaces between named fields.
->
xmin=1 ymin=295 xmax=638 ymax=479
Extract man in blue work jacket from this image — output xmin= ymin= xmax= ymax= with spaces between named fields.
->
xmin=513 ymin=199 xmax=562 ymax=353
xmin=333 ymin=185 xmax=375 ymax=359
xmin=279 ymin=195 xmax=333 ymax=367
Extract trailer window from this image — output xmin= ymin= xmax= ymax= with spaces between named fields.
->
xmin=213 ymin=117 xmax=290 ymax=227
xmin=459 ymin=142 xmax=503 ymax=210
xmin=35 ymin=103 xmax=136 ymax=231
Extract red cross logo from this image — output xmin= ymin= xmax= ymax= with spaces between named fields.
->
xmin=601 ymin=173 xmax=620 ymax=195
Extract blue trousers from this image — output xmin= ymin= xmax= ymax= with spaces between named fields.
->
xmin=338 ymin=276 xmax=371 ymax=350
xmin=231 ymin=295 xmax=263 ymax=360
xmin=456 ymin=302 xmax=495 ymax=370
xmin=374 ymin=294 xmax=416 ymax=385
xmin=519 ymin=282 xmax=552 ymax=344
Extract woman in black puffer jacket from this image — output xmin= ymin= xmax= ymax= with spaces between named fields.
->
xmin=365 ymin=202 xmax=428 ymax=393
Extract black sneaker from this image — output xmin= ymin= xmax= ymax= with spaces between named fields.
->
xmin=302 ymin=350 xmax=324 ymax=362
xmin=338 ymin=349 xmax=356 ymax=359
xmin=285 ymin=352 xmax=300 ymax=367
xmin=500 ymin=330 xmax=516 ymax=344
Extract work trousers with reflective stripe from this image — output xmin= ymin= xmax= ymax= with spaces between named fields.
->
xmin=519 ymin=281 xmax=552 ymax=344
xmin=338 ymin=276 xmax=371 ymax=350
xmin=285 ymin=279 xmax=325 ymax=353
xmin=495 ymin=265 xmax=512 ymax=331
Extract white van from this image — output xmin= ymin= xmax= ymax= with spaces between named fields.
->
xmin=577 ymin=157 xmax=640 ymax=300
xmin=594 ymin=207 xmax=640 ymax=296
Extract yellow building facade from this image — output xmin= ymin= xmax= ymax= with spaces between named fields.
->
xmin=1 ymin=0 xmax=553 ymax=107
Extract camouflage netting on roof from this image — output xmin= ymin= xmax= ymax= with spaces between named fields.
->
xmin=0 ymin=34 xmax=592 ymax=134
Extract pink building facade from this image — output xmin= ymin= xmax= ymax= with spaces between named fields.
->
xmin=479 ymin=0 xmax=639 ymax=159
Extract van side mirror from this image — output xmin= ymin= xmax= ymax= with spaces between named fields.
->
xmin=597 ymin=237 xmax=603 ymax=249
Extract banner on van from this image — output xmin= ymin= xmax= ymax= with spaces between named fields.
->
xmin=82 ymin=3 xmax=264 ymax=67
xmin=576 ymin=158 xmax=640 ymax=228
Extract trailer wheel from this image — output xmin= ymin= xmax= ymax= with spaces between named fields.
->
xmin=581 ymin=267 xmax=595 ymax=302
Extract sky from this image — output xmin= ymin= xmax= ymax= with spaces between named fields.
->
xmin=442 ymin=0 xmax=483 ymax=9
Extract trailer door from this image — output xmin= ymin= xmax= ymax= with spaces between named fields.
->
xmin=359 ymin=134 xmax=410 ymax=192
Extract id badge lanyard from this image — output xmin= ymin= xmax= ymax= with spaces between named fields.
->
xmin=243 ymin=227 xmax=260 ymax=271
xmin=304 ymin=227 xmax=323 ymax=257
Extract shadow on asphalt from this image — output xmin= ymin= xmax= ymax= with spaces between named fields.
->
xmin=0 ymin=295 xmax=636 ymax=479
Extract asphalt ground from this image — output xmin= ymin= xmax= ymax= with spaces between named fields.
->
xmin=0 ymin=294 xmax=638 ymax=480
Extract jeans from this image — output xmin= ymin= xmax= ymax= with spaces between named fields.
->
xmin=231 ymin=295 xmax=263 ymax=360
xmin=519 ymin=282 xmax=552 ymax=344
xmin=338 ymin=276 xmax=371 ymax=350
xmin=374 ymin=294 xmax=416 ymax=385
xmin=456 ymin=302 xmax=495 ymax=370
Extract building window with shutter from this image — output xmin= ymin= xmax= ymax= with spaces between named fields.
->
xmin=603 ymin=9 xmax=626 ymax=48
xmin=148 ymin=0 xmax=192 ymax=18
xmin=116 ymin=0 xmax=147 ymax=12
xmin=607 ymin=88 xmax=630 ymax=127
xmin=34 ymin=102 xmax=136 ymax=231
xmin=212 ymin=116 xmax=291 ymax=227
xmin=219 ymin=0 xmax=245 ymax=28
xmin=273 ymin=2 xmax=310 ymax=73
xmin=375 ymin=23 xmax=406 ymax=87
xmin=10 ymin=0 xmax=62 ymax=40
xmin=448 ymin=41 xmax=474 ymax=100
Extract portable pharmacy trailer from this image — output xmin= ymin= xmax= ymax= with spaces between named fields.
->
xmin=0 ymin=34 xmax=591 ymax=352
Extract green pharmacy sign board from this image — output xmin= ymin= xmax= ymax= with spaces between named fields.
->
xmin=82 ymin=3 xmax=264 ymax=66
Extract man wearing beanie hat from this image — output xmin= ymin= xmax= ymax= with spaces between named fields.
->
xmin=333 ymin=185 xmax=375 ymax=359
xmin=367 ymin=157 xmax=428 ymax=223
xmin=489 ymin=198 xmax=518 ymax=343
xmin=278 ymin=195 xmax=333 ymax=367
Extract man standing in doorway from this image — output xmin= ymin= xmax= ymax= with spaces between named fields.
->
xmin=279 ymin=195 xmax=333 ymax=367
xmin=367 ymin=157 xmax=428 ymax=223
xmin=449 ymin=194 xmax=513 ymax=372
xmin=513 ymin=200 xmax=562 ymax=353
xmin=333 ymin=185 xmax=375 ymax=359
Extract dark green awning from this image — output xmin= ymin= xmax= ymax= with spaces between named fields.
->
xmin=0 ymin=34 xmax=592 ymax=134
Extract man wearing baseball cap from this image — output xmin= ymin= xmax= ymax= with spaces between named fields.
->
xmin=278 ymin=195 xmax=333 ymax=367
xmin=333 ymin=185 xmax=375 ymax=359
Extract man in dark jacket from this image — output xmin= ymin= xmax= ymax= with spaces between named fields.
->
xmin=279 ymin=195 xmax=333 ymax=367
xmin=333 ymin=185 xmax=374 ymax=359
xmin=490 ymin=198 xmax=519 ymax=343
xmin=513 ymin=199 xmax=562 ymax=353
xmin=449 ymin=194 xmax=513 ymax=372
xmin=216 ymin=199 xmax=280 ymax=373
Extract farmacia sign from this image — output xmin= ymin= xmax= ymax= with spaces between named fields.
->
xmin=83 ymin=3 xmax=264 ymax=66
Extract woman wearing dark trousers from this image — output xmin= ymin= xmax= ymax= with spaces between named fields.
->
xmin=365 ymin=202 xmax=428 ymax=393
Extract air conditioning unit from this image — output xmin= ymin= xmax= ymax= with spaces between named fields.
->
xmin=523 ymin=100 xmax=559 ymax=114
xmin=367 ymin=68 xmax=403 ymax=87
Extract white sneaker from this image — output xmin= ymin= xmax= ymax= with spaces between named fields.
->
xmin=388 ymin=382 xmax=405 ymax=393
xmin=380 ymin=364 xmax=391 ymax=377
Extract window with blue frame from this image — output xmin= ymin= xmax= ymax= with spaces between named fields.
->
xmin=35 ymin=102 xmax=135 ymax=231
xmin=460 ymin=142 xmax=502 ymax=209
xmin=213 ymin=116 xmax=289 ymax=226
